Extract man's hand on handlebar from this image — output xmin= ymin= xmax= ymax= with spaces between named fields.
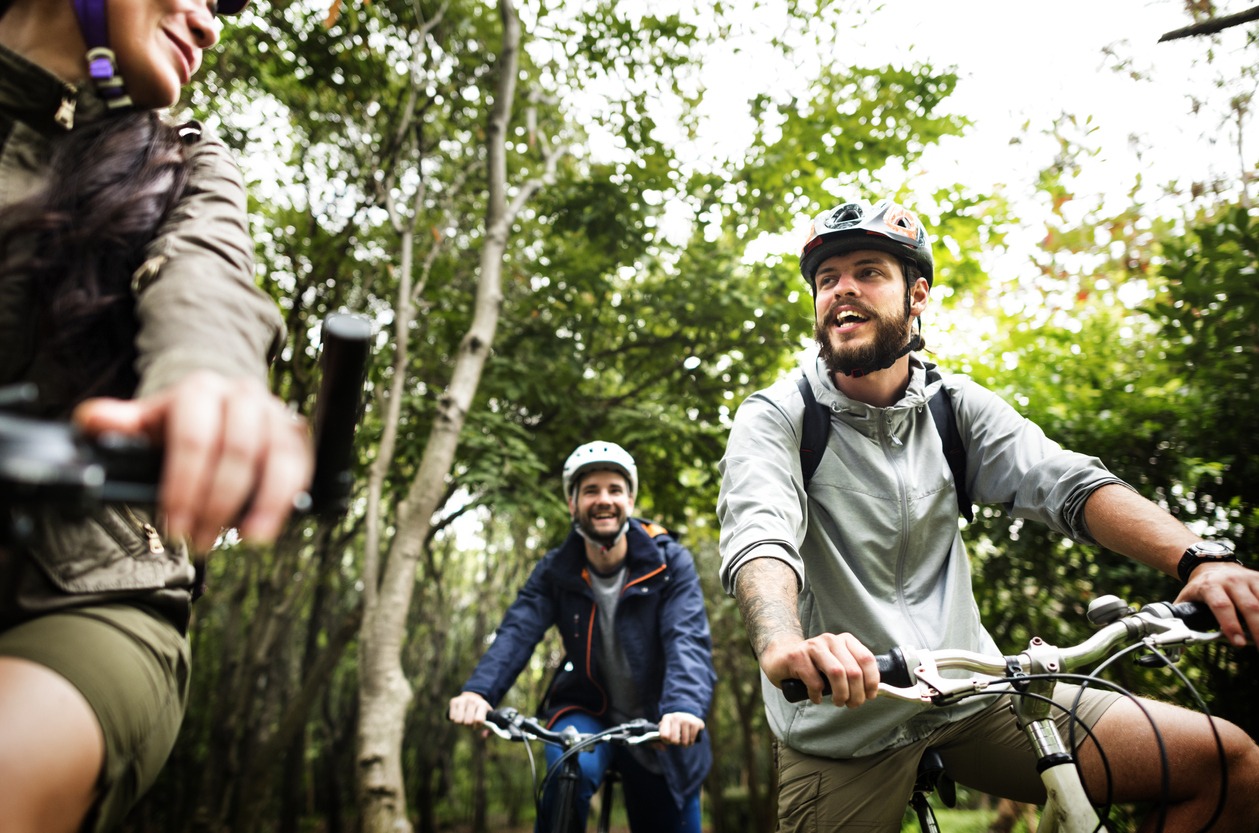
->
xmin=1175 ymin=561 xmax=1259 ymax=649
xmin=73 ymin=371 xmax=313 ymax=553
xmin=448 ymin=691 xmax=493 ymax=726
xmin=658 ymin=712 xmax=705 ymax=747
xmin=761 ymin=631 xmax=880 ymax=708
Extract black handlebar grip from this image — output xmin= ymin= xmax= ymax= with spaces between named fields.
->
xmin=92 ymin=431 xmax=163 ymax=504
xmin=879 ymin=648 xmax=914 ymax=688
xmin=483 ymin=708 xmax=517 ymax=730
xmin=1169 ymin=601 xmax=1220 ymax=632
xmin=780 ymin=679 xmax=812 ymax=703
xmin=781 ymin=648 xmax=913 ymax=703
xmin=307 ymin=313 xmax=372 ymax=517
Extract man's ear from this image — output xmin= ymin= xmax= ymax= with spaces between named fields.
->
xmin=909 ymin=277 xmax=930 ymax=318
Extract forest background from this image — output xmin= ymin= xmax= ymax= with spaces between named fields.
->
xmin=118 ymin=1 xmax=1257 ymax=831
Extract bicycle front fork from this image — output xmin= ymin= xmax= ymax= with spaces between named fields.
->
xmin=1020 ymin=716 xmax=1105 ymax=833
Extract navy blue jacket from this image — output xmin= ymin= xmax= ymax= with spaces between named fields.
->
xmin=462 ymin=517 xmax=716 ymax=808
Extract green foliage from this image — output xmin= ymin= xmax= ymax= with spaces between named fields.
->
xmin=720 ymin=62 xmax=970 ymax=240
xmin=122 ymin=1 xmax=1259 ymax=831
xmin=1144 ymin=203 xmax=1259 ymax=727
xmin=1150 ymin=204 xmax=1259 ymax=530
xmin=955 ymin=119 xmax=1259 ymax=736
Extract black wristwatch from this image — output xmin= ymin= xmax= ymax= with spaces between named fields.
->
xmin=1177 ymin=541 xmax=1238 ymax=584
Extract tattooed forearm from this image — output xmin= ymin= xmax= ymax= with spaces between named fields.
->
xmin=734 ymin=557 xmax=804 ymax=658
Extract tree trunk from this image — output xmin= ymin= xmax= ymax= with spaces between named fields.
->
xmin=354 ymin=3 xmax=524 ymax=831
xmin=233 ymin=603 xmax=362 ymax=829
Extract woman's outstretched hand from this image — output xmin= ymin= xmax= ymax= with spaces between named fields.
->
xmin=73 ymin=371 xmax=312 ymax=552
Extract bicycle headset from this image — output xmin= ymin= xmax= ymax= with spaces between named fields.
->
xmin=70 ymin=0 xmax=251 ymax=111
xmin=800 ymin=198 xmax=934 ymax=377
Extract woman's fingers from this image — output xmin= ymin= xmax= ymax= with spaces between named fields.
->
xmin=75 ymin=372 xmax=312 ymax=552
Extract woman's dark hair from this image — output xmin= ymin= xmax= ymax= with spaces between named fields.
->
xmin=0 ymin=111 xmax=191 ymax=409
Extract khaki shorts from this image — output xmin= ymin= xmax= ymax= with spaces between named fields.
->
xmin=776 ymin=684 xmax=1122 ymax=833
xmin=0 ymin=604 xmax=190 ymax=832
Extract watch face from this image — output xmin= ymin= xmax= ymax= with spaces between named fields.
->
xmin=1191 ymin=542 xmax=1233 ymax=557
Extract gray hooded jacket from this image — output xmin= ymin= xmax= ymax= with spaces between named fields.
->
xmin=717 ymin=347 xmax=1127 ymax=759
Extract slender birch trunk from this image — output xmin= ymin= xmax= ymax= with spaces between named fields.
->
xmin=355 ymin=3 xmax=526 ymax=830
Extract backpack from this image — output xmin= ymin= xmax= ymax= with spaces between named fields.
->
xmin=796 ymin=364 xmax=973 ymax=522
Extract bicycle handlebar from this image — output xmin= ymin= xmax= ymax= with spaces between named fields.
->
xmin=0 ymin=312 xmax=371 ymax=534
xmin=781 ymin=598 xmax=1223 ymax=704
xmin=482 ymin=707 xmax=661 ymax=748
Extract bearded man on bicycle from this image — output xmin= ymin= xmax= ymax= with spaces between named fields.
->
xmin=449 ymin=441 xmax=715 ymax=832
xmin=717 ymin=198 xmax=1259 ymax=832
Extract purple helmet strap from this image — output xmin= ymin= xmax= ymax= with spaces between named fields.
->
xmin=73 ymin=0 xmax=108 ymax=48
xmin=73 ymin=0 xmax=133 ymax=108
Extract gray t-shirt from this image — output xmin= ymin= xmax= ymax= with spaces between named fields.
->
xmin=589 ymin=563 xmax=660 ymax=774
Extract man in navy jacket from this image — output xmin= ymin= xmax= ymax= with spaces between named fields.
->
xmin=449 ymin=441 xmax=715 ymax=832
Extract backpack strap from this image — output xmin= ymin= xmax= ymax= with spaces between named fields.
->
xmin=640 ymin=521 xmax=669 ymax=539
xmin=795 ymin=368 xmax=973 ymax=521
xmin=796 ymin=375 xmax=828 ymax=486
xmin=924 ymin=365 xmax=973 ymax=522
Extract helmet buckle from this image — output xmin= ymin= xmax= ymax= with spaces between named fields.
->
xmin=84 ymin=47 xmax=134 ymax=110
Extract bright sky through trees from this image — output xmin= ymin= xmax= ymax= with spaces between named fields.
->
xmin=641 ymin=0 xmax=1256 ymax=259
xmin=702 ymin=1 xmax=1252 ymax=202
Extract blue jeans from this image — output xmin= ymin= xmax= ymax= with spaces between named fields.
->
xmin=537 ymin=712 xmax=702 ymax=833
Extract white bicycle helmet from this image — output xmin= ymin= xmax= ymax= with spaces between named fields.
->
xmin=562 ymin=441 xmax=638 ymax=500
xmin=800 ymin=199 xmax=934 ymax=289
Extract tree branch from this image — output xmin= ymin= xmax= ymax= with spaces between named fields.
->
xmin=1159 ymin=4 xmax=1259 ymax=41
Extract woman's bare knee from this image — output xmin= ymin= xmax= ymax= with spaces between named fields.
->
xmin=0 ymin=657 xmax=104 ymax=833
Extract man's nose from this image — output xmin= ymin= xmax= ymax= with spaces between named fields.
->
xmin=832 ymin=273 xmax=861 ymax=294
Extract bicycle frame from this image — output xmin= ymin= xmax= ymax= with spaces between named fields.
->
xmin=1008 ymin=663 xmax=1102 ymax=833
xmin=548 ymin=733 xmax=583 ymax=833
xmin=483 ymin=708 xmax=660 ymax=833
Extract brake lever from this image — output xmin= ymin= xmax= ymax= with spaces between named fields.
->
xmin=483 ymin=721 xmax=524 ymax=741
xmin=482 ymin=707 xmax=525 ymax=741
xmin=878 ymin=654 xmax=1000 ymax=706
xmin=618 ymin=723 xmax=663 ymax=745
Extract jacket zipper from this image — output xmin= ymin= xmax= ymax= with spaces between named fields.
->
xmin=122 ymin=506 xmax=165 ymax=555
xmin=882 ymin=412 xmax=928 ymax=647
xmin=621 ymin=563 xmax=666 ymax=595
xmin=54 ymin=85 xmax=78 ymax=130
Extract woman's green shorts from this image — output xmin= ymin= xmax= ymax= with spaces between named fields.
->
xmin=0 ymin=604 xmax=190 ymax=832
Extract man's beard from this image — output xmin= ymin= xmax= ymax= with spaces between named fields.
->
xmin=574 ymin=505 xmax=628 ymax=548
xmin=815 ymin=300 xmax=912 ymax=378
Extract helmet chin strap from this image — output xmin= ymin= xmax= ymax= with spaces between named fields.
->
xmin=573 ymin=519 xmax=629 ymax=551
xmin=73 ymin=0 xmax=134 ymax=110
xmin=838 ymin=331 xmax=925 ymax=379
